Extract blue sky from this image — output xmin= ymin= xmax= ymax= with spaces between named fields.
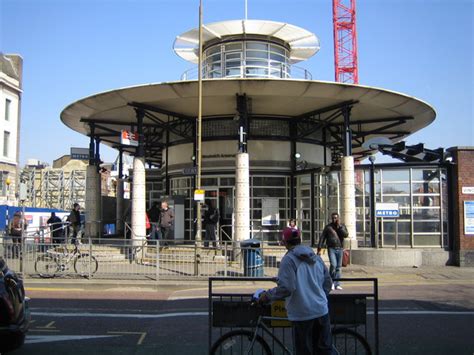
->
xmin=1 ymin=0 xmax=473 ymax=165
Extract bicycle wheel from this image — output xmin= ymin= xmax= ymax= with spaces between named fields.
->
xmin=74 ymin=254 xmax=98 ymax=277
xmin=210 ymin=330 xmax=272 ymax=355
xmin=332 ymin=327 xmax=372 ymax=355
xmin=35 ymin=255 xmax=58 ymax=278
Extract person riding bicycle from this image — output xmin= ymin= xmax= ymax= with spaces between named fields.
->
xmin=257 ymin=226 xmax=333 ymax=355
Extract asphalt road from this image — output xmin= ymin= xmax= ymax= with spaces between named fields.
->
xmin=9 ymin=279 xmax=474 ymax=355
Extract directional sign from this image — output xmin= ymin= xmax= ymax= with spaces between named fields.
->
xmin=375 ymin=203 xmax=400 ymax=218
xmin=120 ymin=130 xmax=139 ymax=146
xmin=194 ymin=189 xmax=205 ymax=202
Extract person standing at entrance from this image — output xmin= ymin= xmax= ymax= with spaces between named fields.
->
xmin=159 ymin=201 xmax=174 ymax=244
xmin=147 ymin=201 xmax=161 ymax=242
xmin=47 ymin=212 xmax=63 ymax=244
xmin=317 ymin=212 xmax=348 ymax=290
xmin=204 ymin=200 xmax=219 ymax=248
xmin=256 ymin=227 xmax=333 ymax=355
xmin=67 ymin=203 xmax=81 ymax=245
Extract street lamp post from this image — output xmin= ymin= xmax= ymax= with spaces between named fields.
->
xmin=369 ymin=154 xmax=377 ymax=248
xmin=195 ymin=0 xmax=203 ymax=243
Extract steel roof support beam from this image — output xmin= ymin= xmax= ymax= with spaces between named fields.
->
xmin=81 ymin=118 xmax=159 ymax=128
xmin=93 ymin=123 xmax=121 ymax=136
xmin=353 ymin=120 xmax=410 ymax=139
xmin=349 ymin=116 xmax=413 ymax=125
xmin=342 ymin=105 xmax=353 ymax=156
xmin=129 ymin=102 xmax=194 ymax=122
xmin=88 ymin=123 xmax=96 ymax=166
xmin=295 ymin=100 xmax=358 ymax=120
xmin=135 ymin=109 xmax=145 ymax=158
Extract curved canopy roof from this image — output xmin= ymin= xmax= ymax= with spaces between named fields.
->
xmin=61 ymin=79 xmax=436 ymax=162
xmin=174 ymin=19 xmax=320 ymax=64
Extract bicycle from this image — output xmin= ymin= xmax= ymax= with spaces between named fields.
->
xmin=210 ymin=302 xmax=371 ymax=355
xmin=35 ymin=242 xmax=98 ymax=278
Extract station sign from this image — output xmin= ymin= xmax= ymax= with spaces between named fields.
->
xmin=120 ymin=130 xmax=139 ymax=146
xmin=194 ymin=189 xmax=205 ymax=202
xmin=70 ymin=147 xmax=90 ymax=160
xmin=182 ymin=167 xmax=197 ymax=175
xmin=375 ymin=203 xmax=400 ymax=218
xmin=462 ymin=187 xmax=474 ymax=195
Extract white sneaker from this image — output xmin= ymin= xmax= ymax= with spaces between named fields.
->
xmin=335 ymin=285 xmax=343 ymax=290
xmin=331 ymin=284 xmax=335 ymax=290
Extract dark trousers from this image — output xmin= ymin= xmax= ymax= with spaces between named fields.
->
xmin=204 ymin=223 xmax=217 ymax=247
xmin=11 ymin=235 xmax=22 ymax=258
xmin=292 ymin=313 xmax=333 ymax=355
xmin=149 ymin=223 xmax=161 ymax=243
xmin=70 ymin=225 xmax=80 ymax=244
xmin=160 ymin=227 xmax=172 ymax=245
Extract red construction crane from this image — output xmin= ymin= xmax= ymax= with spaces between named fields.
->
xmin=333 ymin=0 xmax=359 ymax=84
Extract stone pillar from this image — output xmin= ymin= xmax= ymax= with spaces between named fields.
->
xmin=341 ymin=156 xmax=357 ymax=249
xmin=448 ymin=146 xmax=474 ymax=267
xmin=235 ymin=152 xmax=250 ymax=242
xmin=85 ymin=165 xmax=100 ymax=238
xmin=131 ymin=156 xmax=146 ymax=244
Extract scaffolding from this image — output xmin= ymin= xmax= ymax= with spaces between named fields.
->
xmin=20 ymin=167 xmax=86 ymax=210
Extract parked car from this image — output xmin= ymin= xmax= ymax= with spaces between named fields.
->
xmin=0 ymin=257 xmax=30 ymax=353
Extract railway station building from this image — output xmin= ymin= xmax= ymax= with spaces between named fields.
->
xmin=60 ymin=19 xmax=473 ymax=267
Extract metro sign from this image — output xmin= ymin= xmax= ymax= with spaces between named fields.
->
xmin=120 ymin=130 xmax=139 ymax=146
xmin=375 ymin=203 xmax=400 ymax=218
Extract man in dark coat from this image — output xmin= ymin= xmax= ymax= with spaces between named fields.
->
xmin=159 ymin=201 xmax=174 ymax=244
xmin=147 ymin=202 xmax=161 ymax=242
xmin=317 ymin=212 xmax=348 ymax=290
xmin=203 ymin=200 xmax=219 ymax=248
xmin=47 ymin=212 xmax=63 ymax=244
xmin=67 ymin=203 xmax=81 ymax=245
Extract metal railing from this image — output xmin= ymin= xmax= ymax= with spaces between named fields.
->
xmin=0 ymin=235 xmax=291 ymax=281
xmin=181 ymin=63 xmax=313 ymax=81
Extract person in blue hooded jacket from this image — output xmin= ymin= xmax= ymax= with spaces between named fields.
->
xmin=257 ymin=227 xmax=333 ymax=355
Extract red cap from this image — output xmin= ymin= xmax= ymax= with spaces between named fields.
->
xmin=281 ymin=227 xmax=301 ymax=245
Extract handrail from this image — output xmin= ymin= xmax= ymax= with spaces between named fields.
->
xmin=181 ymin=63 xmax=312 ymax=81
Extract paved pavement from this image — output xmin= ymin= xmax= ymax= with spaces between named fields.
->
xmin=23 ymin=264 xmax=474 ymax=288
xmin=23 ymin=263 xmax=474 ymax=309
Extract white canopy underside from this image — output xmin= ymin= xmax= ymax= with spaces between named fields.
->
xmin=61 ymin=79 xmax=436 ymax=155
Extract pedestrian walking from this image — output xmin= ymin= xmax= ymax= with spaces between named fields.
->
xmin=47 ymin=212 xmax=63 ymax=244
xmin=203 ymin=200 xmax=219 ymax=248
xmin=159 ymin=201 xmax=174 ymax=245
xmin=67 ymin=203 xmax=81 ymax=245
xmin=256 ymin=226 xmax=333 ymax=355
xmin=317 ymin=212 xmax=348 ymax=290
